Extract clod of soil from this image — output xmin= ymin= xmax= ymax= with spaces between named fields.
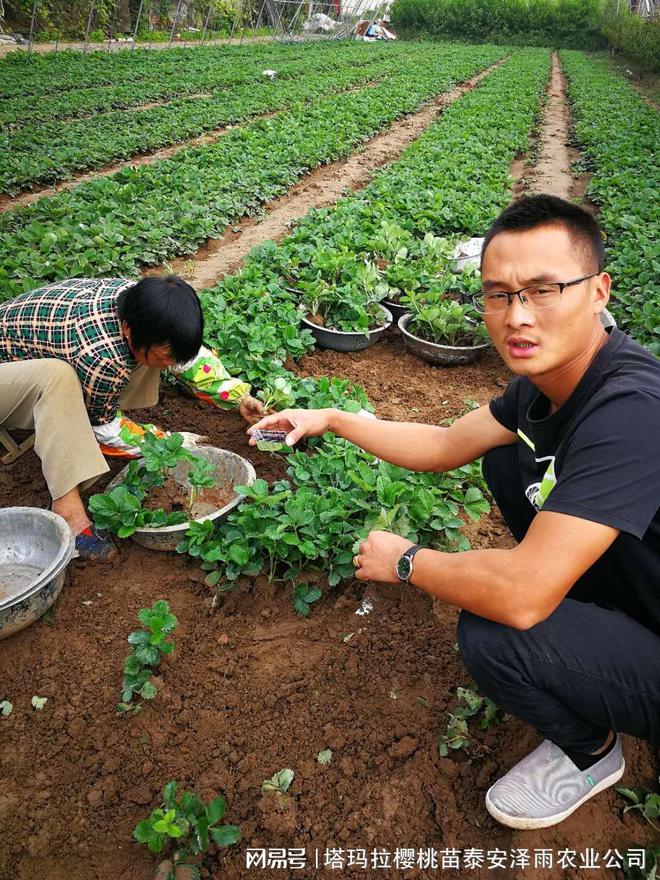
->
xmin=144 ymin=476 xmax=236 ymax=517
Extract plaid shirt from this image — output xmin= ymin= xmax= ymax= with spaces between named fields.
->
xmin=0 ymin=278 xmax=137 ymax=425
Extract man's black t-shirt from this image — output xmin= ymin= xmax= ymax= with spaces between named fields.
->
xmin=489 ymin=328 xmax=660 ymax=636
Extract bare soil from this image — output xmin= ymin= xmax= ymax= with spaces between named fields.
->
xmin=1 ymin=338 xmax=657 ymax=880
xmin=144 ymin=475 xmax=236 ymax=516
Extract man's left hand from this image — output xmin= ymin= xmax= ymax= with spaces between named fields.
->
xmin=239 ymin=395 xmax=266 ymax=424
xmin=354 ymin=531 xmax=414 ymax=583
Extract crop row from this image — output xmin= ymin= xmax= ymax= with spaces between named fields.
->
xmin=200 ymin=48 xmax=550 ymax=388
xmin=0 ymin=43 xmax=506 ymax=301
xmin=0 ymin=39 xmax=372 ymax=99
xmin=2 ymin=55 xmax=399 ymax=192
xmin=560 ymin=51 xmax=660 ymax=356
xmin=0 ymin=42 xmax=397 ymax=126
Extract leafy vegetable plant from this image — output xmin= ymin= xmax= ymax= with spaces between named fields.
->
xmin=616 ymin=781 xmax=660 ymax=833
xmin=118 ymin=600 xmax=177 ymax=715
xmin=262 ymin=769 xmax=295 ymax=794
xmin=439 ymin=686 xmax=498 ymax=757
xmin=134 ymin=779 xmax=240 ymax=878
xmin=89 ymin=433 xmax=217 ymax=538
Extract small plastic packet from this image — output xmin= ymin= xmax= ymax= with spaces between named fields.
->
xmin=252 ymin=429 xmax=291 ymax=453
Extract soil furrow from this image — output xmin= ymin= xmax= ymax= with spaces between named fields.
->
xmin=512 ymin=51 xmax=578 ymax=201
xmin=152 ymin=59 xmax=507 ymax=291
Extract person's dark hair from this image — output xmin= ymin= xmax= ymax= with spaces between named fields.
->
xmin=117 ymin=275 xmax=203 ymax=364
xmin=481 ymin=195 xmax=605 ymax=273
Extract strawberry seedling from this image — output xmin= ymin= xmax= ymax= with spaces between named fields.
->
xmin=616 ymin=780 xmax=660 ymax=834
xmin=134 ymin=780 xmax=241 ymax=879
xmin=89 ymin=433 xmax=218 ymax=538
xmin=439 ymin=686 xmax=499 ymax=757
xmin=257 ymin=376 xmax=295 ymax=412
xmin=118 ymin=600 xmax=177 ymax=715
xmin=262 ymin=769 xmax=295 ymax=794
xmin=252 ymin=429 xmax=291 ymax=453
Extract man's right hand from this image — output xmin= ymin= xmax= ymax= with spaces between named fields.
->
xmin=247 ymin=408 xmax=336 ymax=447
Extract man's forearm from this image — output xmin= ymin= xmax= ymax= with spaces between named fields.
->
xmin=329 ymin=409 xmax=448 ymax=471
xmin=410 ymin=546 xmax=539 ymax=630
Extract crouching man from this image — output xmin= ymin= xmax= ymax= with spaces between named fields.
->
xmin=0 ymin=275 xmax=264 ymax=560
xmin=249 ymin=195 xmax=660 ymax=828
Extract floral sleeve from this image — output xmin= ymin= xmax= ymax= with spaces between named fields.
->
xmin=170 ymin=346 xmax=251 ymax=410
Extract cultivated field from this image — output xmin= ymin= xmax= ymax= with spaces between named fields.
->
xmin=0 ymin=39 xmax=658 ymax=880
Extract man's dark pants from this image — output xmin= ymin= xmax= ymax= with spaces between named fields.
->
xmin=457 ymin=444 xmax=660 ymax=752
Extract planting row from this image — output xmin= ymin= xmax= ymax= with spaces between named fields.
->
xmin=0 ymin=43 xmax=506 ymax=301
xmin=0 ymin=39 xmax=373 ymax=99
xmin=0 ymin=41 xmax=397 ymax=127
xmin=1 ymin=55 xmax=396 ymax=192
xmin=200 ymin=48 xmax=550 ymax=389
xmin=560 ymin=51 xmax=660 ymax=356
xmin=91 ymin=429 xmax=490 ymax=597
xmin=88 ymin=52 xmax=549 ymax=593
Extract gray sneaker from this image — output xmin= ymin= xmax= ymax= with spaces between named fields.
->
xmin=485 ymin=735 xmax=625 ymax=829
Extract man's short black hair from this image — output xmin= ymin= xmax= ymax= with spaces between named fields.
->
xmin=117 ymin=275 xmax=203 ymax=364
xmin=481 ymin=195 xmax=605 ymax=273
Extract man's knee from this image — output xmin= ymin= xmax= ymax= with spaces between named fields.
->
xmin=457 ymin=610 xmax=525 ymax=686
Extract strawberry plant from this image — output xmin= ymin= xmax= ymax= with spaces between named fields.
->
xmin=89 ymin=433 xmax=218 ymax=538
xmin=134 ymin=779 xmax=240 ymax=878
xmin=178 ymin=437 xmax=490 ymax=595
xmin=262 ymin=769 xmax=294 ymax=794
xmin=616 ymin=780 xmax=660 ymax=834
xmin=118 ymin=600 xmax=177 ymax=715
xmin=407 ymin=297 xmax=489 ymax=346
xmin=561 ymin=52 xmax=660 ymax=356
xmin=292 ymin=582 xmax=322 ymax=617
xmin=439 ymin=686 xmax=499 ymax=757
xmin=0 ymin=43 xmax=505 ymax=301
xmin=257 ymin=376 xmax=295 ymax=412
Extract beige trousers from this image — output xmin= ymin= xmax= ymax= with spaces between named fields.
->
xmin=0 ymin=359 xmax=161 ymax=500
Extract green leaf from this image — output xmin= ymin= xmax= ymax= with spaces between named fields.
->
xmin=262 ymin=768 xmax=294 ymax=793
xmin=317 ymin=749 xmax=332 ymax=765
xmin=210 ymin=824 xmax=241 ymax=847
xmin=0 ymin=700 xmax=13 ymax=717
xmin=133 ymin=820 xmax=153 ymax=843
xmin=206 ymin=796 xmax=226 ymax=825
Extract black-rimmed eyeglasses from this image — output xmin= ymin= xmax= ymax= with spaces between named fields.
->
xmin=472 ymin=273 xmax=599 ymax=315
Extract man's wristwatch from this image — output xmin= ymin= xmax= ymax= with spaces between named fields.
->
xmin=396 ymin=544 xmax=423 ymax=583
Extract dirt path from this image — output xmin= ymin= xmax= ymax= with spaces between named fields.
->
xmin=0 ymin=34 xmax=273 ymax=58
xmin=512 ymin=51 xmax=577 ymax=201
xmin=152 ymin=59 xmax=506 ymax=291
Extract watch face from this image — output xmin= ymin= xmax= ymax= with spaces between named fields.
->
xmin=396 ymin=554 xmax=412 ymax=581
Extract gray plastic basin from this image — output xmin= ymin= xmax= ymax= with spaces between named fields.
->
xmin=398 ymin=313 xmax=491 ymax=366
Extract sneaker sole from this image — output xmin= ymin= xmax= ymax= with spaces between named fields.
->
xmin=484 ymin=759 xmax=625 ymax=830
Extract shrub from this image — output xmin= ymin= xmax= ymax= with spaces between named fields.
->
xmin=601 ymin=0 xmax=660 ymax=73
xmin=391 ymin=0 xmax=605 ymax=49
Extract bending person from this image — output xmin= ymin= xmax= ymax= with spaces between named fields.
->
xmin=249 ymin=195 xmax=660 ymax=829
xmin=0 ymin=275 xmax=264 ymax=560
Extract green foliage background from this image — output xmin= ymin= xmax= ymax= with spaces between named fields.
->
xmin=390 ymin=0 xmax=606 ymax=48
xmin=4 ymin=0 xmax=242 ymax=39
xmin=601 ymin=0 xmax=660 ymax=72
